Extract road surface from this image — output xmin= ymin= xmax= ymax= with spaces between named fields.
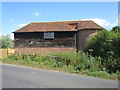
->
xmin=1 ymin=64 xmax=118 ymax=88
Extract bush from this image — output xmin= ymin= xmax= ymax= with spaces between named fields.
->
xmin=74 ymin=52 xmax=101 ymax=72
xmin=52 ymin=52 xmax=81 ymax=66
xmin=52 ymin=61 xmax=64 ymax=68
xmin=85 ymin=28 xmax=120 ymax=73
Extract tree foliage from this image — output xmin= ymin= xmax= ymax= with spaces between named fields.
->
xmin=0 ymin=34 xmax=13 ymax=48
xmin=111 ymin=26 xmax=120 ymax=32
xmin=85 ymin=26 xmax=120 ymax=73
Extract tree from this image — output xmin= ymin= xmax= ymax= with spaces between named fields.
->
xmin=111 ymin=26 xmax=120 ymax=32
xmin=0 ymin=34 xmax=13 ymax=48
xmin=84 ymin=27 xmax=120 ymax=73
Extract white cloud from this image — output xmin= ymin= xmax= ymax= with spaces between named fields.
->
xmin=112 ymin=20 xmax=118 ymax=26
xmin=10 ymin=33 xmax=14 ymax=40
xmin=10 ymin=19 xmax=15 ymax=22
xmin=34 ymin=12 xmax=40 ymax=16
xmin=82 ymin=18 xmax=118 ymax=29
xmin=18 ymin=24 xmax=27 ymax=27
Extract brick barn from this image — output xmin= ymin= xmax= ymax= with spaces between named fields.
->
xmin=13 ymin=20 xmax=103 ymax=54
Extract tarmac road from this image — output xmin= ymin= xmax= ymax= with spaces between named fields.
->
xmin=1 ymin=64 xmax=118 ymax=88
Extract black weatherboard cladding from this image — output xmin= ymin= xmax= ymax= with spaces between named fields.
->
xmin=14 ymin=32 xmax=76 ymax=47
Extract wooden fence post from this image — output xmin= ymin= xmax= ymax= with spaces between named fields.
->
xmin=7 ymin=48 xmax=9 ymax=57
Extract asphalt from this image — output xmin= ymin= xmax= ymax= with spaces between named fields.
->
xmin=1 ymin=64 xmax=118 ymax=88
xmin=0 ymin=63 xmax=2 ymax=89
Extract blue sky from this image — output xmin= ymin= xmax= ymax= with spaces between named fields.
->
xmin=2 ymin=2 xmax=118 ymax=39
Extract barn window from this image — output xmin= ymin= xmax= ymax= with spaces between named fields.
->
xmin=44 ymin=32 xmax=54 ymax=39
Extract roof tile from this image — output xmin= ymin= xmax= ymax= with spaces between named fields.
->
xmin=13 ymin=20 xmax=103 ymax=33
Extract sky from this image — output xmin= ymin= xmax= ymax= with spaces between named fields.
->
xmin=118 ymin=1 xmax=120 ymax=26
xmin=1 ymin=2 xmax=119 ymax=39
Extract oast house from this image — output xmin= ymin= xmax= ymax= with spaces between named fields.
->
xmin=13 ymin=20 xmax=103 ymax=54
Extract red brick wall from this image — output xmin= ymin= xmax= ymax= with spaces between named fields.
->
xmin=14 ymin=47 xmax=76 ymax=54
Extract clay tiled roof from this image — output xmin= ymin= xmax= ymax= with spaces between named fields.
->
xmin=13 ymin=20 xmax=103 ymax=33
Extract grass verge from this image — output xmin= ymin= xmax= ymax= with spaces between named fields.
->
xmin=1 ymin=52 xmax=119 ymax=80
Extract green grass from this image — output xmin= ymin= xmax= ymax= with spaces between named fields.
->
xmin=1 ymin=52 xmax=119 ymax=80
xmin=78 ymin=70 xmax=119 ymax=80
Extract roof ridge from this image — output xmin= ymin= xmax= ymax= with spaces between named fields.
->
xmin=30 ymin=20 xmax=93 ymax=24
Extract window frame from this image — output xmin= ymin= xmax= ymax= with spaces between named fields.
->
xmin=44 ymin=32 xmax=54 ymax=39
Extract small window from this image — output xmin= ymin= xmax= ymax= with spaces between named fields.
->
xmin=44 ymin=32 xmax=54 ymax=39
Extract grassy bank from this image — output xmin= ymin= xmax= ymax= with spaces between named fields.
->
xmin=1 ymin=52 xmax=119 ymax=80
